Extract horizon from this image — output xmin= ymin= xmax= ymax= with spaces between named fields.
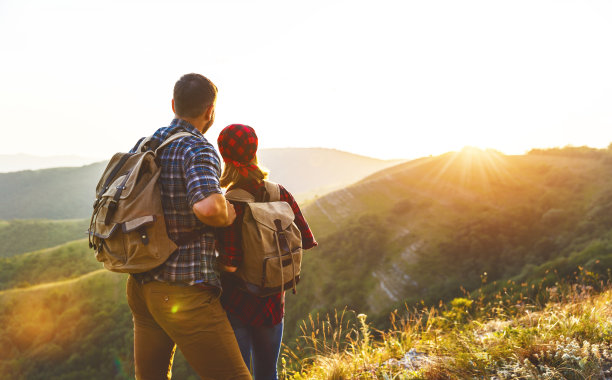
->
xmin=1 ymin=0 xmax=611 ymax=161
xmin=0 ymin=142 xmax=609 ymax=174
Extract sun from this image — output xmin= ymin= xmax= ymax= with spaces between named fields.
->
xmin=426 ymin=146 xmax=514 ymax=193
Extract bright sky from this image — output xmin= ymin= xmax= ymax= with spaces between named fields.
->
xmin=1 ymin=0 xmax=611 ymax=160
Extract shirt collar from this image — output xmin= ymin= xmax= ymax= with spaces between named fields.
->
xmin=170 ymin=118 xmax=204 ymax=138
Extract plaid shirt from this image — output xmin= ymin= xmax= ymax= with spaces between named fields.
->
xmin=217 ymin=180 xmax=317 ymax=326
xmin=131 ymin=119 xmax=223 ymax=287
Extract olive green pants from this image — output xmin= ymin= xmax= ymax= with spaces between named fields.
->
xmin=127 ymin=276 xmax=251 ymax=380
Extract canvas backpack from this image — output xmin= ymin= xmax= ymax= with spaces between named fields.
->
xmin=88 ymin=131 xmax=197 ymax=273
xmin=225 ymin=181 xmax=302 ymax=296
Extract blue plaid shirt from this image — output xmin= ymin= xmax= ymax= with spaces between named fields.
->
xmin=131 ymin=119 xmax=223 ymax=287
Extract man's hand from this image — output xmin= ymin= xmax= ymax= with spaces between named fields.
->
xmin=218 ymin=263 xmax=238 ymax=272
xmin=192 ymin=194 xmax=236 ymax=227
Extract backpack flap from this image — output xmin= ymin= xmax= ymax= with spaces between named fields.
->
xmin=90 ymin=221 xmax=119 ymax=240
xmin=247 ymin=201 xmax=295 ymax=231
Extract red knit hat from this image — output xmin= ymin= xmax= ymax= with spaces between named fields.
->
xmin=217 ymin=124 xmax=259 ymax=177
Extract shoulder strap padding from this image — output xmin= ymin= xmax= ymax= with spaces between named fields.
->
xmin=155 ymin=132 xmax=196 ymax=154
xmin=264 ymin=181 xmax=281 ymax=201
xmin=136 ymin=131 xmax=196 ymax=153
xmin=225 ymin=189 xmax=256 ymax=203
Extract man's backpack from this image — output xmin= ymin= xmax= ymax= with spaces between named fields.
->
xmin=225 ymin=181 xmax=302 ymax=296
xmin=88 ymin=132 xmax=195 ymax=273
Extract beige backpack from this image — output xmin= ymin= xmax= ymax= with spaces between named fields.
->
xmin=88 ymin=132 xmax=197 ymax=273
xmin=225 ymin=181 xmax=302 ymax=296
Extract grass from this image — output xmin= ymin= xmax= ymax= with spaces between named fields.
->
xmin=281 ymin=269 xmax=612 ymax=379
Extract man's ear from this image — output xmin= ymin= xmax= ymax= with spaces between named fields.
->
xmin=171 ymin=99 xmax=176 ymax=114
xmin=204 ymin=104 xmax=215 ymax=120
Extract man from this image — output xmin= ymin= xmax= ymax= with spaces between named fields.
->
xmin=126 ymin=73 xmax=251 ymax=379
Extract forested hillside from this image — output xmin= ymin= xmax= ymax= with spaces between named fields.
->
xmin=0 ymin=239 xmax=100 ymax=290
xmin=0 ymin=163 xmax=106 ymax=219
xmin=0 ymin=219 xmax=88 ymax=258
xmin=285 ymin=146 xmax=612 ymax=340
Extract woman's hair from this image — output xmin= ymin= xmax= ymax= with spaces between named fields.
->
xmin=219 ymin=156 xmax=269 ymax=188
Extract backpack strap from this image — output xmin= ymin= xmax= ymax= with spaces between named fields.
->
xmin=225 ymin=181 xmax=281 ymax=203
xmin=135 ymin=131 xmax=196 ymax=153
xmin=263 ymin=181 xmax=281 ymax=202
xmin=154 ymin=132 xmax=197 ymax=154
xmin=225 ymin=189 xmax=256 ymax=203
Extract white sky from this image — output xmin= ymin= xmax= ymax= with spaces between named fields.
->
xmin=1 ymin=0 xmax=611 ymax=160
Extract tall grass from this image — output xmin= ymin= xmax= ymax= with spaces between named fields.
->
xmin=282 ymin=268 xmax=612 ymax=379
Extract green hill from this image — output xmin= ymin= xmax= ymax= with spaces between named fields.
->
xmin=0 ymin=219 xmax=88 ymax=258
xmin=0 ymin=239 xmax=101 ymax=290
xmin=0 ymin=163 xmax=106 ymax=219
xmin=286 ymin=146 xmax=612 ymax=340
xmin=0 ymin=270 xmax=199 ymax=379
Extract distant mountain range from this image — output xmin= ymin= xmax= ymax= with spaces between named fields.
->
xmin=0 ymin=148 xmax=402 ymax=220
xmin=0 ymin=154 xmax=103 ymax=173
xmin=259 ymin=148 xmax=404 ymax=202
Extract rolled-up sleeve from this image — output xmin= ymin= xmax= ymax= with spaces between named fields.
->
xmin=182 ymin=141 xmax=223 ymax=207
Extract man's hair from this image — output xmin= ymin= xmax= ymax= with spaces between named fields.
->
xmin=173 ymin=73 xmax=218 ymax=118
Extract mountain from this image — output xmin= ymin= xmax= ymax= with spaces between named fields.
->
xmin=284 ymin=146 xmax=612 ymax=339
xmin=259 ymin=148 xmax=404 ymax=202
xmin=0 ymin=154 xmax=102 ymax=173
xmin=0 ymin=148 xmax=402 ymax=220
xmin=0 ymin=163 xmax=107 ymax=220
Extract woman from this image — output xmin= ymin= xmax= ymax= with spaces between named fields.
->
xmin=216 ymin=124 xmax=317 ymax=379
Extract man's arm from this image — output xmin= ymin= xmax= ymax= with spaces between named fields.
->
xmin=193 ymin=193 xmax=236 ymax=227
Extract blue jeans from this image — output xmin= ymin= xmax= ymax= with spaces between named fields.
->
xmin=226 ymin=312 xmax=284 ymax=380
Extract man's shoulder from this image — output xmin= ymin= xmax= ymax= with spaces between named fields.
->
xmin=152 ymin=126 xmax=214 ymax=154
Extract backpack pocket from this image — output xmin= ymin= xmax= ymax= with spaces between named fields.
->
xmin=262 ymin=247 xmax=302 ymax=288
xmin=92 ymin=214 xmax=176 ymax=273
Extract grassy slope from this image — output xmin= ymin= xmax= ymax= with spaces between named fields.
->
xmin=0 ymin=219 xmax=89 ymax=258
xmin=0 ymin=270 xmax=199 ymax=380
xmin=283 ymin=277 xmax=612 ymax=379
xmin=0 ymin=239 xmax=101 ymax=290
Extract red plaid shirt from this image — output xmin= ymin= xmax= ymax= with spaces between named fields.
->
xmin=217 ymin=180 xmax=317 ymax=326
